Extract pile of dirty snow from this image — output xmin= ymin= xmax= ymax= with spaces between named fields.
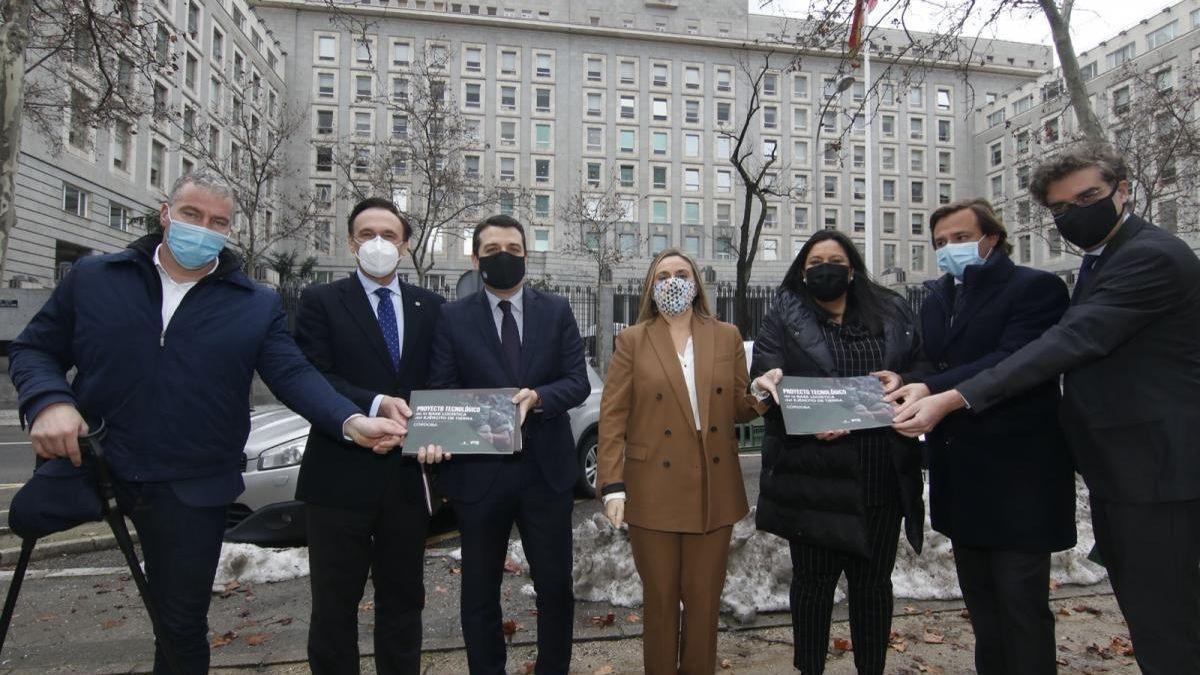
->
xmin=558 ymin=478 xmax=1106 ymax=622
xmin=211 ymin=543 xmax=309 ymax=591
xmin=208 ymin=481 xmax=1106 ymax=623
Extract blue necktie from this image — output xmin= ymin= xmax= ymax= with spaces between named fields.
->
xmin=374 ymin=287 xmax=401 ymax=371
xmin=498 ymin=299 xmax=521 ymax=379
xmin=1073 ymin=254 xmax=1100 ymax=301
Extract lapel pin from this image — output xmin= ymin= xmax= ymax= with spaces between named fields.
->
xmin=415 ymin=301 xmax=421 ymax=307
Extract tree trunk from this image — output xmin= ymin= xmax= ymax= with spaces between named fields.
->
xmin=734 ymin=256 xmax=752 ymax=336
xmin=1038 ymin=0 xmax=1107 ymax=145
xmin=0 ymin=0 xmax=31 ymax=283
xmin=595 ymin=279 xmax=614 ymax=377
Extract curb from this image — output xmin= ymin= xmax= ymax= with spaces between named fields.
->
xmin=0 ymin=531 xmax=137 ymax=566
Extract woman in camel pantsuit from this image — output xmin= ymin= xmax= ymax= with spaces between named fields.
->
xmin=597 ymin=247 xmax=766 ymax=674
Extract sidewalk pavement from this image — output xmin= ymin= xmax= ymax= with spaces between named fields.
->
xmin=0 ymin=539 xmax=1137 ymax=675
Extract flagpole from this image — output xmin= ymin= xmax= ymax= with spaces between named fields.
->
xmin=864 ymin=46 xmax=876 ymax=278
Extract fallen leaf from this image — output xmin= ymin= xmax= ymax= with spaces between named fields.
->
xmin=359 ymin=601 xmax=375 ymax=612
xmin=101 ymin=617 xmax=126 ymax=630
xmin=1056 ymin=657 xmax=1070 ymax=666
xmin=36 ymin=614 xmax=56 ymax=623
xmin=923 ymin=630 xmax=945 ymax=644
xmin=1057 ymin=607 xmax=1072 ymax=616
xmin=903 ymin=605 xmax=917 ymax=614
xmin=891 ymin=640 xmax=908 ymax=653
xmin=590 ymin=612 xmax=617 ymax=627
xmin=1110 ymin=636 xmax=1134 ymax=657
xmin=831 ymin=636 xmax=852 ymax=655
xmin=244 ymin=633 xmax=271 ymax=646
xmin=1073 ymin=605 xmax=1103 ymax=616
xmin=502 ymin=618 xmax=523 ymax=644
xmin=210 ymin=631 xmax=237 ymax=648
xmin=592 ymin=667 xmax=614 ymax=675
xmin=274 ymin=617 xmax=294 ymax=626
xmin=503 ymin=557 xmax=523 ymax=575
xmin=522 ymin=662 xmax=536 ymax=675
xmin=720 ymin=658 xmax=733 ymax=669
xmin=1049 ymin=579 xmax=1061 ymax=590
xmin=959 ymin=609 xmax=970 ymax=619
xmin=450 ymin=567 xmax=462 ymax=575
xmin=626 ymin=613 xmax=641 ymax=623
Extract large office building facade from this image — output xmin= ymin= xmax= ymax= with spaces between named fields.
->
xmin=42 ymin=0 xmax=1200 ymax=292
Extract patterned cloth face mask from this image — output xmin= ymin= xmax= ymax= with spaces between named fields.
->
xmin=653 ymin=277 xmax=697 ymax=317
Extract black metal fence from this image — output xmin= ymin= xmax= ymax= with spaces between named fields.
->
xmin=281 ymin=278 xmax=930 ymax=362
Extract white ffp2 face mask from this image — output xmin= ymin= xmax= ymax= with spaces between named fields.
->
xmin=356 ymin=236 xmax=401 ymax=277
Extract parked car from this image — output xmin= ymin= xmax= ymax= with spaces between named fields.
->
xmin=224 ymin=364 xmax=604 ymax=546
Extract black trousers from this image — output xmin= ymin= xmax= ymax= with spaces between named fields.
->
xmin=305 ymin=473 xmax=430 ymax=675
xmin=1090 ymin=496 xmax=1200 ymax=674
xmin=452 ymin=455 xmax=574 ymax=675
xmin=952 ymin=545 xmax=1055 ymax=675
xmin=116 ymin=482 xmax=228 ymax=675
xmin=788 ymin=501 xmax=903 ymax=675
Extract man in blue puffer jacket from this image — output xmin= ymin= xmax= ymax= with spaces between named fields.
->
xmin=8 ymin=169 xmax=407 ymax=675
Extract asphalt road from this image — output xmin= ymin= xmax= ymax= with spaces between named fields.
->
xmin=0 ymin=452 xmax=765 ymax=672
xmin=0 ymin=426 xmax=33 ymax=519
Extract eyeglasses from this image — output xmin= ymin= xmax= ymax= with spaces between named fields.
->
xmin=1047 ymin=184 xmax=1118 ymax=218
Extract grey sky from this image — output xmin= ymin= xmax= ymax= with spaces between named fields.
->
xmin=753 ymin=0 xmax=1181 ymax=57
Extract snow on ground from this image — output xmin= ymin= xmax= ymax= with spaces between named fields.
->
xmin=211 ymin=543 xmax=309 ymax=591
xmin=209 ymin=481 xmax=1105 ymax=621
xmin=560 ymin=477 xmax=1106 ymax=622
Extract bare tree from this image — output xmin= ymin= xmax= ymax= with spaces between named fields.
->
xmin=1007 ymin=57 xmax=1200 ymax=256
xmin=721 ymin=48 xmax=801 ymax=336
xmin=1108 ymin=60 xmax=1200 ymax=233
xmin=557 ymin=170 xmax=643 ymax=374
xmin=327 ymin=44 xmax=518 ymax=288
xmin=178 ymin=100 xmax=323 ymax=277
xmin=0 ymin=0 xmax=176 ymax=278
xmin=761 ymin=0 xmax=1105 ymax=145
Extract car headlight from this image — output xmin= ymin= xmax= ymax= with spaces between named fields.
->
xmin=257 ymin=440 xmax=306 ymax=471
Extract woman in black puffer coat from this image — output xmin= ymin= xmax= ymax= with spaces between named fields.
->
xmin=750 ymin=230 xmax=927 ymax=675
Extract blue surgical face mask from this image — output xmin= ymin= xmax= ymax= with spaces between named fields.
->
xmin=936 ymin=238 xmax=987 ymax=280
xmin=165 ymin=214 xmax=228 ymax=270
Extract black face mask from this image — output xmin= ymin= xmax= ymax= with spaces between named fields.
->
xmin=478 ymin=251 xmax=525 ymax=290
xmin=1053 ymin=185 xmax=1122 ymax=250
xmin=804 ymin=263 xmax=852 ymax=302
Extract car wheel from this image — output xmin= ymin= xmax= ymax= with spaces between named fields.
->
xmin=575 ymin=428 xmax=598 ymax=498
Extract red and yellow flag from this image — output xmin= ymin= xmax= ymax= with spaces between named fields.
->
xmin=847 ymin=0 xmax=879 ymax=61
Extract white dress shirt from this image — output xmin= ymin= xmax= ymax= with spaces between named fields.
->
xmin=677 ymin=336 xmax=702 ymax=431
xmin=153 ymin=245 xmax=217 ymax=344
xmin=485 ymin=286 xmax=524 ymax=342
xmin=357 ymin=269 xmax=405 ymax=417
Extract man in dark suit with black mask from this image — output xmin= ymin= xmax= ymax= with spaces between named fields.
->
xmin=423 ymin=214 xmax=590 ymax=674
xmin=294 ymin=197 xmax=445 ymax=674
xmin=892 ymin=144 xmax=1200 ymax=673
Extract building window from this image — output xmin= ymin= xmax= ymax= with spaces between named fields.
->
xmin=108 ymin=203 xmax=129 ymax=231
xmin=317 ymin=72 xmax=336 ymax=98
xmin=534 ymin=52 xmax=552 ymax=78
xmin=62 ymin=183 xmax=89 ymax=216
xmin=911 ymin=244 xmax=926 ymax=272
xmin=317 ymin=35 xmax=336 ymax=61
xmin=911 ymin=180 xmax=925 ymax=203
xmin=149 ymin=140 xmax=166 ymax=189
xmin=586 ymin=126 xmax=603 ymax=153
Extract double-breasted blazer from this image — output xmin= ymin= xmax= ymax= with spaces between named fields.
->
xmin=597 ymin=314 xmax=766 ymax=533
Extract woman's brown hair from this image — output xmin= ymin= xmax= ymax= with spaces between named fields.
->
xmin=635 ymin=247 xmax=714 ymax=323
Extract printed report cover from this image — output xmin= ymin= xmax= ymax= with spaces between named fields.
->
xmin=778 ymin=376 xmax=895 ymax=436
xmin=401 ymin=388 xmax=522 ymax=455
